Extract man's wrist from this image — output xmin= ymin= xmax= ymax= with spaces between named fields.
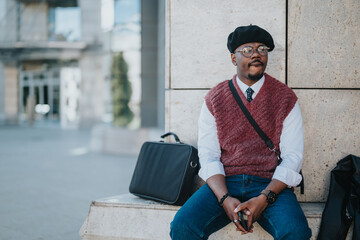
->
xmin=219 ymin=193 xmax=231 ymax=206
xmin=260 ymin=190 xmax=277 ymax=204
xmin=258 ymin=193 xmax=268 ymax=205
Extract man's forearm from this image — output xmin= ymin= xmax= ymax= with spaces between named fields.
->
xmin=263 ymin=179 xmax=287 ymax=195
xmin=206 ymin=174 xmax=229 ymax=202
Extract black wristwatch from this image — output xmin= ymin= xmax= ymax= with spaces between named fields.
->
xmin=260 ymin=190 xmax=277 ymax=204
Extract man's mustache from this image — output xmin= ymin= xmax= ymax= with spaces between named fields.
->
xmin=248 ymin=60 xmax=264 ymax=67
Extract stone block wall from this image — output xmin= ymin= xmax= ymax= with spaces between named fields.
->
xmin=4 ymin=63 xmax=18 ymax=123
xmin=0 ymin=63 xmax=5 ymax=121
xmin=0 ymin=62 xmax=18 ymax=124
xmin=78 ymin=0 xmax=104 ymax=127
xmin=20 ymin=1 xmax=48 ymax=41
xmin=0 ymin=0 xmax=17 ymax=42
xmin=288 ymin=1 xmax=360 ymax=88
xmin=165 ymin=0 xmax=360 ymax=202
xmin=79 ymin=52 xmax=104 ymax=127
xmin=79 ymin=0 xmax=103 ymax=44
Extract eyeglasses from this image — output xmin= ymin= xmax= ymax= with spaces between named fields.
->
xmin=234 ymin=45 xmax=270 ymax=57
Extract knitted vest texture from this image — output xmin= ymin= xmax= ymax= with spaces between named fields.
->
xmin=205 ymin=73 xmax=298 ymax=179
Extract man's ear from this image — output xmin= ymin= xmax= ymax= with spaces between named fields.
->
xmin=231 ymin=53 xmax=237 ymax=66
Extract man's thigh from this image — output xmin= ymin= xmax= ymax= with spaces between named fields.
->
xmin=170 ymin=184 xmax=230 ymax=239
xmin=257 ymin=189 xmax=312 ymax=240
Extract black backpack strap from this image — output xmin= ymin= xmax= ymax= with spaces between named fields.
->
xmin=228 ymin=80 xmax=281 ymax=162
xmin=228 ymin=79 xmax=304 ymax=194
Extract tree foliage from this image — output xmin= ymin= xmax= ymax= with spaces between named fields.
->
xmin=111 ymin=52 xmax=134 ymax=127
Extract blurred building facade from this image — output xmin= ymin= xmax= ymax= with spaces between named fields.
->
xmin=0 ymin=0 xmax=165 ymax=129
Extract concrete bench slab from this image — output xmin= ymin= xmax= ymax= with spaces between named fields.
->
xmin=80 ymin=194 xmax=353 ymax=240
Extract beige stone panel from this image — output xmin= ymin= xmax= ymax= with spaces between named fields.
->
xmin=169 ymin=0 xmax=286 ymax=89
xmin=165 ymin=0 xmax=171 ymax=89
xmin=294 ymin=90 xmax=360 ymax=202
xmin=165 ymin=90 xmax=170 ymax=133
xmin=80 ymin=198 xmax=178 ymax=240
xmin=167 ymin=90 xmax=208 ymax=145
xmin=5 ymin=65 xmax=18 ymax=117
xmin=0 ymin=63 xmax=4 ymax=121
xmin=288 ymin=1 xmax=360 ymax=88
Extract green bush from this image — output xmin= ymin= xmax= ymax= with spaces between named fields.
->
xmin=111 ymin=52 xmax=134 ymax=127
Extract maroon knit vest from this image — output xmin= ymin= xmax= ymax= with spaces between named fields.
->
xmin=205 ymin=73 xmax=298 ymax=179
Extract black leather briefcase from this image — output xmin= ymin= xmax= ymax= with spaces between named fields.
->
xmin=129 ymin=132 xmax=200 ymax=205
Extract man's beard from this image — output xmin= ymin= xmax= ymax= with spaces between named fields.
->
xmin=248 ymin=73 xmax=264 ymax=81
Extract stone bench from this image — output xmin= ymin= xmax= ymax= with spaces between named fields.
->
xmin=79 ymin=194 xmax=351 ymax=240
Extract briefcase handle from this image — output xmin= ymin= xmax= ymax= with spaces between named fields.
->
xmin=160 ymin=132 xmax=181 ymax=143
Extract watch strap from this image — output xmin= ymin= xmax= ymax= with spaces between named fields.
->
xmin=260 ymin=190 xmax=277 ymax=204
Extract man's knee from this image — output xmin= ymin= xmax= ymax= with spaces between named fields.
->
xmin=277 ymin=222 xmax=312 ymax=240
xmin=169 ymin=215 xmax=184 ymax=238
xmin=170 ymin=212 xmax=197 ymax=239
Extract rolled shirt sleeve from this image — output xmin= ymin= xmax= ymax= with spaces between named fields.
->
xmin=197 ymin=102 xmax=225 ymax=181
xmin=272 ymin=102 xmax=304 ymax=187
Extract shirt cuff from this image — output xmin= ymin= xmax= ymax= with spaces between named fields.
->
xmin=198 ymin=161 xmax=225 ymax=182
xmin=272 ymin=165 xmax=302 ymax=187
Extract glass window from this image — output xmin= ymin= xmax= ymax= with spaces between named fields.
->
xmin=114 ymin=0 xmax=140 ymax=25
xmin=113 ymin=0 xmax=141 ymax=51
xmin=48 ymin=6 xmax=81 ymax=41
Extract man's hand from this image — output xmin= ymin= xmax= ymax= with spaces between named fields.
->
xmin=233 ymin=194 xmax=268 ymax=230
xmin=222 ymin=196 xmax=253 ymax=234
xmin=206 ymin=174 xmax=252 ymax=233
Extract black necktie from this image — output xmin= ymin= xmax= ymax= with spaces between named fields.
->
xmin=246 ymin=88 xmax=254 ymax=102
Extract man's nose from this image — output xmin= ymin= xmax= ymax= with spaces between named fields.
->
xmin=251 ymin=49 xmax=261 ymax=58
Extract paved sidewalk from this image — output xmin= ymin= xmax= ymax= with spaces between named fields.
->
xmin=0 ymin=125 xmax=137 ymax=240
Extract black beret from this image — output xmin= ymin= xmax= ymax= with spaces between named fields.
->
xmin=227 ymin=25 xmax=275 ymax=53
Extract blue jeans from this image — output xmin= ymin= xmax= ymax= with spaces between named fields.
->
xmin=170 ymin=175 xmax=312 ymax=240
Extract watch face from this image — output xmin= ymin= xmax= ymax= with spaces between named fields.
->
xmin=267 ymin=191 xmax=277 ymax=204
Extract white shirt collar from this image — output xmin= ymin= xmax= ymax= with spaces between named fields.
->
xmin=236 ymin=75 xmax=265 ymax=99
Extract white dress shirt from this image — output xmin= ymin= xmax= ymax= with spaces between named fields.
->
xmin=198 ymin=75 xmax=304 ymax=187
